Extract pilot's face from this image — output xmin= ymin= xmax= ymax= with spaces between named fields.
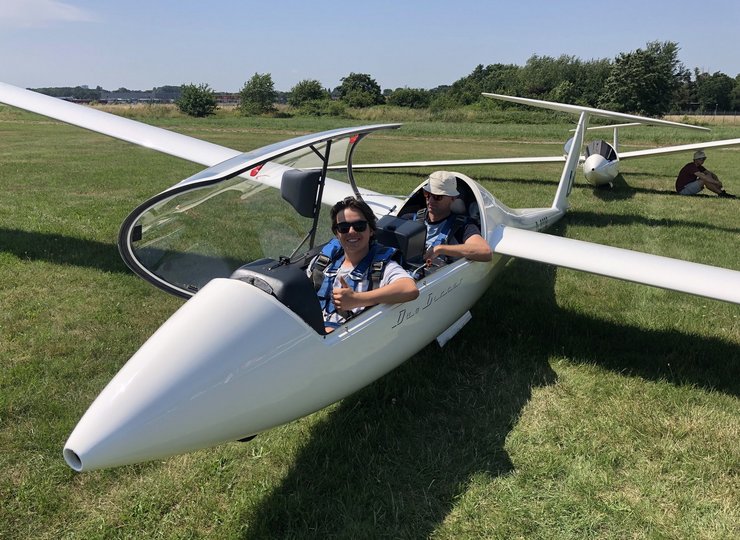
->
xmin=334 ymin=208 xmax=371 ymax=258
xmin=425 ymin=191 xmax=454 ymax=219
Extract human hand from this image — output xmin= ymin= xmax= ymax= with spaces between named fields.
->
xmin=423 ymin=245 xmax=440 ymax=265
xmin=333 ymin=275 xmax=360 ymax=311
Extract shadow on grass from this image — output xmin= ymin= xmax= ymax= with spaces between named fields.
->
xmin=496 ymin=222 xmax=740 ymax=394
xmin=241 ymin=223 xmax=737 ymax=537
xmin=240 ymin=261 xmax=562 ymax=538
xmin=0 ymin=228 xmax=128 ymax=274
xmin=567 ymin=210 xmax=740 ymax=235
xmin=589 ymin=173 xmax=636 ymax=202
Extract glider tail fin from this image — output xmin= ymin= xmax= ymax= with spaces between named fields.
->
xmin=552 ymin=111 xmax=588 ymax=212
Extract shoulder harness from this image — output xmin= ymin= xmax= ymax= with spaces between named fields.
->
xmin=413 ymin=208 xmax=469 ymax=247
xmin=310 ymin=238 xmax=397 ymax=327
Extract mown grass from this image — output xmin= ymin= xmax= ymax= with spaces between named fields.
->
xmin=0 ymin=104 xmax=738 ymax=539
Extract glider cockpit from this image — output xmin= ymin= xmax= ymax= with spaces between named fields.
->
xmin=116 ymin=122 xmax=491 ymax=336
xmin=117 ymin=124 xmax=401 ymax=299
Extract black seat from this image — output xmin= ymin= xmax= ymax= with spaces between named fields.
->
xmin=230 ymin=259 xmax=325 ymax=334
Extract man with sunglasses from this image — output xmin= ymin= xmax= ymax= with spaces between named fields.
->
xmin=676 ymin=150 xmax=735 ymax=198
xmin=308 ymin=197 xmax=418 ymax=333
xmin=410 ymin=171 xmax=492 ymax=264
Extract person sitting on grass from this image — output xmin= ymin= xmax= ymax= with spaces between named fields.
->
xmin=676 ymin=150 xmax=736 ymax=198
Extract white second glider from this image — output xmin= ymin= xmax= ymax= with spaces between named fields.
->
xmin=348 ymin=92 xmax=740 ymax=187
xmin=1 ymin=82 xmax=738 ymax=472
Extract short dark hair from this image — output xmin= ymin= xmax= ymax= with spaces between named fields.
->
xmin=330 ymin=196 xmax=377 ymax=233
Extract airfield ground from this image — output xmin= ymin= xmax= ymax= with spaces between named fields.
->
xmin=1 ymin=106 xmax=738 ymax=538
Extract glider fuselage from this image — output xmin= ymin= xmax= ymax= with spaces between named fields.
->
xmin=64 ymin=174 xmax=520 ymax=471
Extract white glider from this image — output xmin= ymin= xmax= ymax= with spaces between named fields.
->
xmin=1 ymin=82 xmax=738 ymax=472
xmin=346 ymin=92 xmax=740 ymax=187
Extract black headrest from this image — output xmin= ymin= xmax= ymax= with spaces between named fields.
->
xmin=281 ymin=169 xmax=321 ymax=218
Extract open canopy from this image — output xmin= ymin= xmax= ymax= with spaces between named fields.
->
xmin=118 ymin=124 xmax=400 ymax=298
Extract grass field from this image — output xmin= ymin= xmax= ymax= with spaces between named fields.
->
xmin=1 ymin=105 xmax=738 ymax=539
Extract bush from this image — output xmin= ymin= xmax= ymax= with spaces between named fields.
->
xmin=239 ymin=73 xmax=277 ymax=116
xmin=387 ymin=87 xmax=431 ymax=109
xmin=289 ymin=80 xmax=329 ymax=107
xmin=297 ymin=99 xmax=346 ymax=117
xmin=176 ymin=83 xmax=217 ymax=117
xmin=337 ymin=73 xmax=384 ymax=108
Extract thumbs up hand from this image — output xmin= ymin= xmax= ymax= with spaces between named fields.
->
xmin=333 ymin=275 xmax=359 ymax=311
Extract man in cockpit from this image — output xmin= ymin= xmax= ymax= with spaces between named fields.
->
xmin=407 ymin=171 xmax=492 ymax=264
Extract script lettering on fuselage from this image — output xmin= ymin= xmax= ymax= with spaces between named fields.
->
xmin=392 ymin=277 xmax=463 ymax=329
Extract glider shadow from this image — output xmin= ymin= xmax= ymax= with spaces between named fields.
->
xmin=240 ymin=293 xmax=557 ymax=538
xmin=0 ymin=228 xmax=127 ymax=274
xmin=239 ymin=222 xmax=737 ymax=538
xmin=495 ymin=221 xmax=739 ymax=394
xmin=566 ymin=210 xmax=740 ymax=236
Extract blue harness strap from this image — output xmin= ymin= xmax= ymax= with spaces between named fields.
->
xmin=413 ymin=209 xmax=468 ymax=248
xmin=311 ymin=239 xmax=396 ymax=327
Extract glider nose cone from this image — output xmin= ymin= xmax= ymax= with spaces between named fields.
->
xmin=63 ymin=278 xmax=316 ymax=471
xmin=583 ymin=154 xmax=618 ymax=186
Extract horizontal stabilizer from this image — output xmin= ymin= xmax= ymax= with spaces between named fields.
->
xmin=491 ymin=225 xmax=740 ymax=304
xmin=483 ymin=93 xmax=711 ymax=132
xmin=569 ymin=122 xmax=642 ymax=133
xmin=619 ymin=138 xmax=740 ymax=160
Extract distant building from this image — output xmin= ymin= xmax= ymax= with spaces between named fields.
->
xmin=215 ymin=92 xmax=239 ymax=105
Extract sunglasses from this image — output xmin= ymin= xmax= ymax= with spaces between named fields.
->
xmin=424 ymin=192 xmax=447 ymax=201
xmin=333 ymin=220 xmax=368 ymax=234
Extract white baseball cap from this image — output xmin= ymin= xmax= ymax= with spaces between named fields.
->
xmin=423 ymin=171 xmax=459 ymax=196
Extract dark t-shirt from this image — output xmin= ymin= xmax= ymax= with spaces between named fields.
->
xmin=402 ymin=212 xmax=481 ymax=247
xmin=675 ymin=162 xmax=706 ymax=192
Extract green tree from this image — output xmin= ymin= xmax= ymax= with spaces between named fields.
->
xmin=732 ymin=74 xmax=740 ymax=110
xmin=520 ymin=55 xmax=580 ymax=98
xmin=176 ymin=83 xmax=217 ymax=117
xmin=445 ymin=63 xmax=521 ymax=107
xmin=288 ymin=79 xmax=329 ymax=107
xmin=672 ymin=69 xmax=696 ymax=112
xmin=599 ymin=41 xmax=684 ymax=115
xmin=695 ymin=71 xmax=735 ymax=112
xmin=387 ymin=87 xmax=431 ymax=108
xmin=239 ymin=73 xmax=277 ymax=115
xmin=576 ymin=58 xmax=613 ymax=107
xmin=519 ymin=55 xmax=612 ymax=106
xmin=154 ymin=85 xmax=183 ymax=102
xmin=336 ymin=73 xmax=384 ymax=107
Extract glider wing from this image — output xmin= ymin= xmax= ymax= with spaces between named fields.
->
xmin=343 ymin=155 xmax=566 ymax=170
xmin=619 ymin=138 xmax=740 ymax=160
xmin=0 ymin=82 xmax=239 ymax=166
xmin=491 ymin=225 xmax=740 ymax=304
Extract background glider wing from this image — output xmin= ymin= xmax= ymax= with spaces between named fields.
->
xmin=482 ymin=92 xmax=711 ymax=131
xmin=491 ymin=225 xmax=740 ymax=304
xmin=344 ymin=155 xmax=566 ymax=170
xmin=0 ymin=82 xmax=240 ymax=166
xmin=619 ymin=138 xmax=740 ymax=160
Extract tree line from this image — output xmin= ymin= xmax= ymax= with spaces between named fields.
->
xmin=34 ymin=41 xmax=740 ymax=118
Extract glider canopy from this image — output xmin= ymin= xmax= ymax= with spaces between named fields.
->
xmin=118 ymin=124 xmax=400 ymax=297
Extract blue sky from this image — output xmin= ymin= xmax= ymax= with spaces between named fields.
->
xmin=1 ymin=0 xmax=738 ymax=92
